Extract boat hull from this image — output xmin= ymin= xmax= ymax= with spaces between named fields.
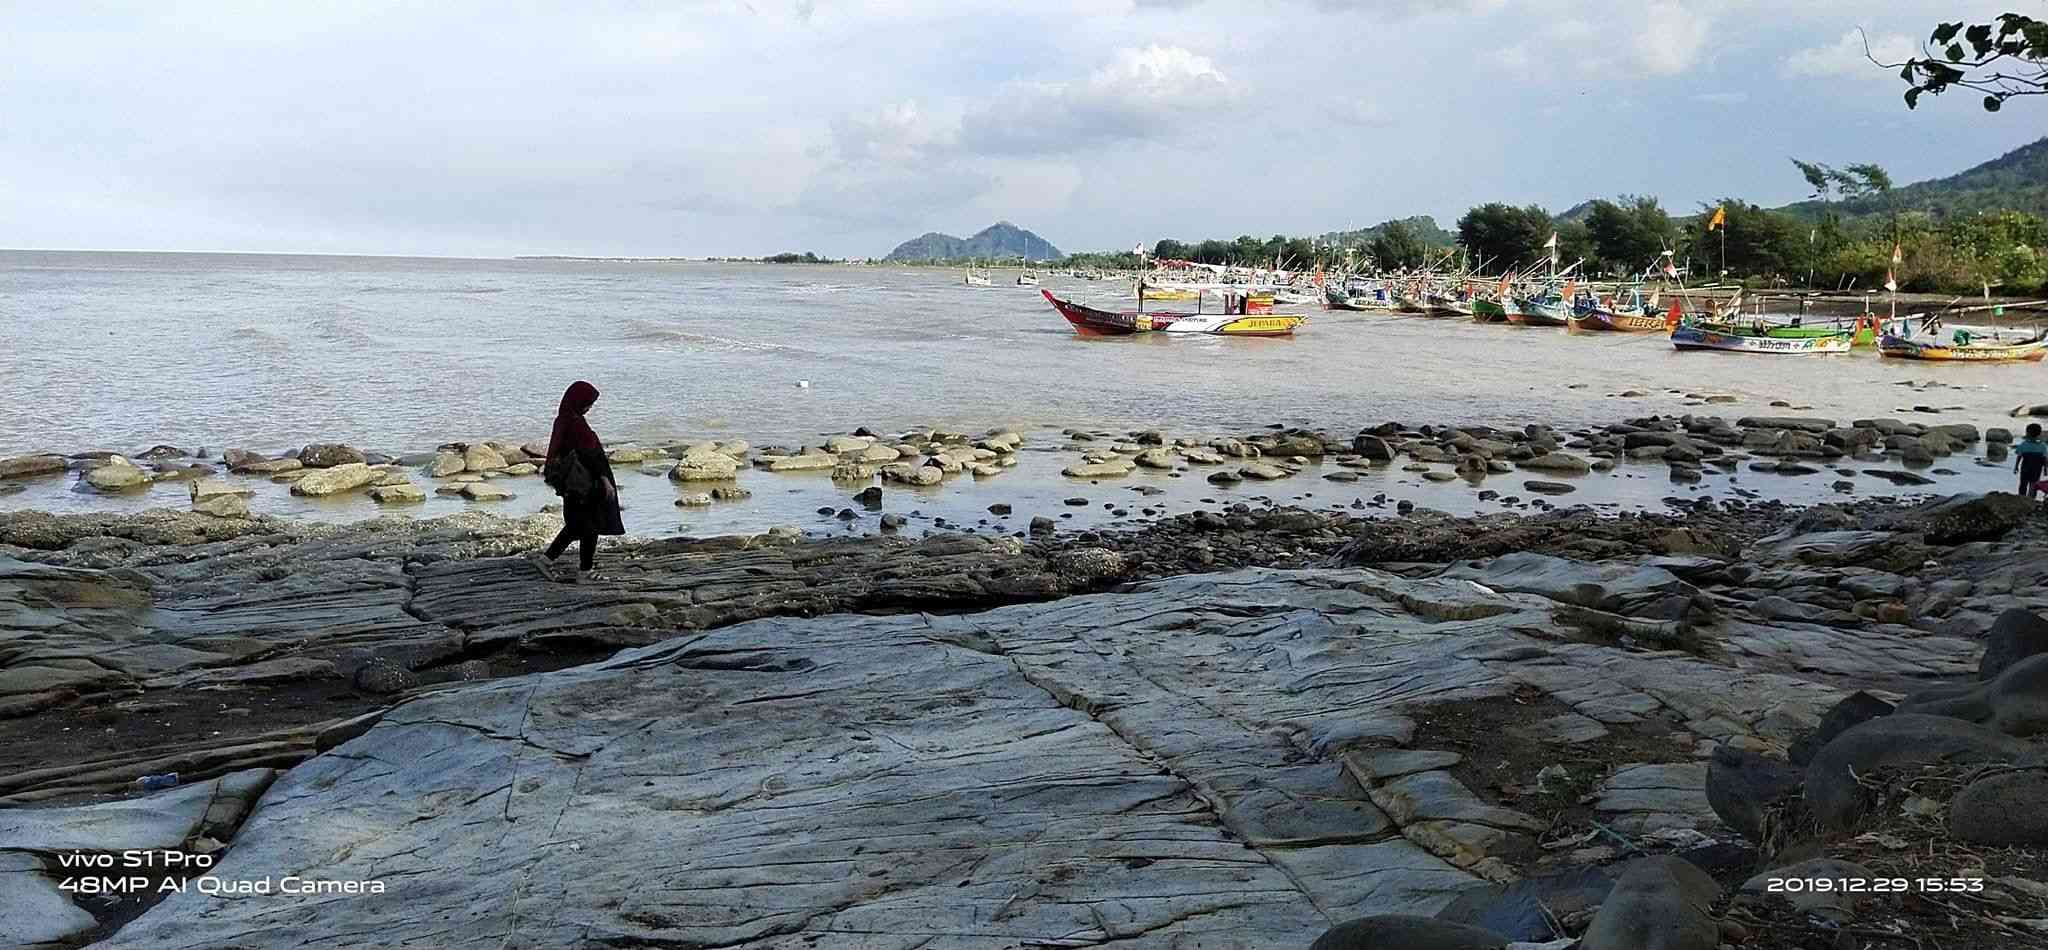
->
xmin=1164 ymin=313 xmax=1307 ymax=336
xmin=1671 ymin=326 xmax=1850 ymax=354
xmin=1041 ymin=290 xmax=1181 ymax=335
xmin=1878 ymin=334 xmax=2048 ymax=362
xmin=1568 ymin=310 xmax=1667 ymax=332
xmin=1470 ymin=299 xmax=1507 ymax=323
xmin=1506 ymin=310 xmax=1568 ymax=327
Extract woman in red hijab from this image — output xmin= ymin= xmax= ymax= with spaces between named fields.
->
xmin=535 ymin=380 xmax=623 ymax=581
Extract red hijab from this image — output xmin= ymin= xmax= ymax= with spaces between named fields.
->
xmin=547 ymin=381 xmax=602 ymax=457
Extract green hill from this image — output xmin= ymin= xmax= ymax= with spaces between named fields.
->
xmin=1778 ymin=135 xmax=2048 ymax=221
xmin=1317 ymin=215 xmax=1454 ymax=249
xmin=883 ymin=222 xmax=1061 ymax=262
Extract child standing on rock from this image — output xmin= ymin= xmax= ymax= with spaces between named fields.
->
xmin=534 ymin=380 xmax=624 ymax=581
xmin=2015 ymin=423 xmax=2047 ymax=500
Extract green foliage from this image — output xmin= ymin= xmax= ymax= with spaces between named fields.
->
xmin=1148 ymin=233 xmax=1330 ymax=268
xmin=1584 ymin=196 xmax=1676 ymax=274
xmin=1456 ymin=203 xmax=1554 ymax=272
xmin=762 ymin=251 xmax=832 ymax=263
xmin=1319 ymin=215 xmax=1455 ymax=250
xmin=1779 ymin=138 xmax=2048 ymax=223
xmin=1367 ymin=219 xmax=1432 ymax=270
xmin=1058 ymin=251 xmax=1144 ymax=270
xmin=1895 ymin=14 xmax=2046 ymax=111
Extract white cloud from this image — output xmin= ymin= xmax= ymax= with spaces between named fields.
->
xmin=1629 ymin=2 xmax=1711 ymax=76
xmin=957 ymin=45 xmax=1238 ymax=156
xmin=1783 ymin=29 xmax=1920 ymax=80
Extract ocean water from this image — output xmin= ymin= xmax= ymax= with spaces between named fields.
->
xmin=0 ymin=251 xmax=2029 ymax=533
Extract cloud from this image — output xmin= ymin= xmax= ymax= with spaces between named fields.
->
xmin=1629 ymin=2 xmax=1711 ymax=76
xmin=956 ymin=45 xmax=1237 ymax=156
xmin=1783 ymin=29 xmax=1920 ymax=80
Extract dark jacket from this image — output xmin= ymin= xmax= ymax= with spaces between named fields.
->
xmin=549 ymin=381 xmax=625 ymax=537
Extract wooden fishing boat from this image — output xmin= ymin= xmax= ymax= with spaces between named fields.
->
xmin=1471 ymin=297 xmax=1508 ymax=323
xmin=964 ymin=271 xmax=992 ymax=287
xmin=1879 ymin=330 xmax=2048 ymax=362
xmin=1163 ymin=312 xmax=1307 ymax=336
xmin=1137 ymin=283 xmax=1201 ymax=301
xmin=1568 ymin=308 xmax=1670 ymax=332
xmin=1508 ymin=294 xmax=1570 ymax=327
xmin=1671 ymin=324 xmax=1851 ymax=354
xmin=1690 ymin=317 xmax=1878 ymax=347
xmin=1042 ymin=290 xmax=1183 ymax=335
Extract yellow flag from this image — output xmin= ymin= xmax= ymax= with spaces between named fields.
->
xmin=1707 ymin=206 xmax=1727 ymax=231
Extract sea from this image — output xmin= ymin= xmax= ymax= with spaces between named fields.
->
xmin=0 ymin=250 xmax=2031 ymax=535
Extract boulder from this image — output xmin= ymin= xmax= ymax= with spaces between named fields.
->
xmin=881 ymin=463 xmax=943 ymax=487
xmin=1737 ymin=416 xmax=1836 ymax=433
xmin=1266 ymin=434 xmax=1325 ymax=457
xmin=1804 ymin=714 xmax=2034 ymax=829
xmin=289 ymin=462 xmax=377 ymax=497
xmin=0 ymin=454 xmax=68 ymax=480
xmin=1885 ymin=492 xmax=2035 ymax=545
xmin=367 ymin=483 xmax=426 ymax=504
xmin=1579 ymin=855 xmax=1721 ymax=950
xmin=1352 ymin=434 xmax=1396 ymax=462
xmin=669 ymin=453 xmax=740 ymax=481
xmin=1135 ymin=448 xmax=1177 ymax=469
xmin=298 ymin=443 xmax=366 ymax=467
xmin=1523 ymin=480 xmax=1575 ymax=495
xmin=449 ymin=482 xmax=514 ymax=501
xmin=1062 ymin=459 xmax=1136 ymax=478
xmin=187 ymin=478 xmax=253 ymax=503
xmin=462 ymin=443 xmax=506 ymax=473
xmin=769 ymin=453 xmax=840 ymax=472
xmin=1982 ymin=608 xmax=2048 ymax=681
xmin=1310 ymin=915 xmax=1507 ymax=950
xmin=84 ymin=458 xmax=150 ymax=492
xmin=1900 ymin=652 xmax=2048 ymax=736
xmin=1517 ymin=452 xmax=1590 ymax=474
xmin=191 ymin=493 xmax=250 ymax=518
xmin=829 ymin=463 xmax=875 ymax=482
xmin=674 ymin=492 xmax=713 ymax=507
xmin=1948 ymin=768 xmax=2048 ymax=846
xmin=1705 ymin=746 xmax=1803 ymax=841
xmin=1207 ymin=470 xmax=1243 ymax=485
xmin=427 ymin=452 xmax=466 ymax=477
xmin=824 ymin=435 xmax=873 ymax=454
xmin=1239 ymin=461 xmax=1291 ymax=480
xmin=1789 ymin=691 xmax=1894 ymax=766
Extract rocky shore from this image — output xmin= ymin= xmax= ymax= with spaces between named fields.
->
xmin=0 ymin=479 xmax=2044 ymax=947
xmin=6 ymin=400 xmax=2045 ymax=533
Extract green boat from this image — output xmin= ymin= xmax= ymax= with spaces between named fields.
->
xmin=1471 ymin=297 xmax=1508 ymax=324
xmin=1691 ymin=315 xmax=1878 ymax=348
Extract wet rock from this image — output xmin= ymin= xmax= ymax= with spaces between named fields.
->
xmin=427 ymin=451 xmax=466 ymax=477
xmin=1705 ymin=746 xmax=1803 ymax=841
xmin=1982 ymin=608 xmax=2048 ymax=681
xmin=1208 ymin=469 xmax=1244 ymax=485
xmin=1061 ymin=458 xmax=1136 ymax=478
xmin=669 ymin=452 xmax=740 ymax=481
xmin=186 ymin=479 xmax=250 ymax=506
xmin=298 ymin=443 xmax=366 ymax=468
xmin=1134 ymin=448 xmax=1177 ymax=469
xmin=881 ymin=462 xmax=943 ymax=486
xmin=1884 ymin=491 xmax=2035 ymax=544
xmin=290 ymin=462 xmax=377 ymax=497
xmin=1579 ymin=855 xmax=1721 ymax=950
xmin=853 ymin=486 xmax=883 ymax=507
xmin=1310 ymin=915 xmax=1508 ymax=950
xmin=1239 ymin=461 xmax=1291 ymax=480
xmin=1352 ymin=434 xmax=1395 ymax=462
xmin=1523 ymin=480 xmax=1574 ymax=495
xmin=1862 ymin=468 xmax=1935 ymax=486
xmin=0 ymin=454 xmax=68 ymax=480
xmin=828 ymin=462 xmax=875 ymax=481
xmin=674 ymin=492 xmax=713 ymax=507
xmin=462 ymin=443 xmax=506 ymax=473
xmin=1788 ymin=691 xmax=1894 ymax=766
xmin=1948 ymin=767 xmax=2048 ymax=846
xmin=1737 ymin=416 xmax=1835 ymax=433
xmin=878 ymin=513 xmax=906 ymax=531
xmin=84 ymin=457 xmax=151 ymax=492
xmin=987 ymin=503 xmax=1011 ymax=516
xmin=191 ymin=493 xmax=251 ymax=518
xmin=1804 ymin=714 xmax=2034 ymax=830
xmin=1029 ymin=516 xmax=1055 ymax=534
xmin=710 ymin=486 xmax=750 ymax=501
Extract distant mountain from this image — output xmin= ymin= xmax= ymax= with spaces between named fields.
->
xmin=883 ymin=222 xmax=1062 ymax=262
xmin=1317 ymin=215 xmax=1453 ymax=248
xmin=1778 ymin=135 xmax=2048 ymax=221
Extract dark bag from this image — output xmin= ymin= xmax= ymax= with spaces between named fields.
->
xmin=543 ymin=450 xmax=595 ymax=498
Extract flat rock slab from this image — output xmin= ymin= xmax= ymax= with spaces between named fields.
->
xmin=0 ymin=767 xmax=275 ymax=851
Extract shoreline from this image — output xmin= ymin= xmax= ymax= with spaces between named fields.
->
xmin=3 ymin=405 xmax=2039 ymax=540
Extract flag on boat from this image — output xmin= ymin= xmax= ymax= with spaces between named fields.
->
xmin=1661 ymin=249 xmax=1678 ymax=279
xmin=1885 ymin=242 xmax=1902 ymax=292
xmin=1707 ymin=206 xmax=1727 ymax=231
xmin=1545 ymin=232 xmax=1559 ymax=267
xmin=1891 ymin=243 xmax=1903 ymax=265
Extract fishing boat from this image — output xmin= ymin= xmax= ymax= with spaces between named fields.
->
xmin=1881 ymin=331 xmax=2048 ymax=361
xmin=963 ymin=271 xmax=992 ymax=287
xmin=1509 ymin=288 xmax=1572 ymax=327
xmin=1471 ymin=296 xmax=1508 ymax=323
xmin=1137 ymin=281 xmax=1201 ymax=301
xmin=1670 ymin=324 xmax=1852 ymax=354
xmin=1042 ymin=290 xmax=1183 ymax=335
xmin=1015 ymin=272 xmax=1039 ymax=287
xmin=1163 ymin=312 xmax=1307 ymax=336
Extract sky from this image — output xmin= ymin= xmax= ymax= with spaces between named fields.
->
xmin=2 ymin=0 xmax=2041 ymax=259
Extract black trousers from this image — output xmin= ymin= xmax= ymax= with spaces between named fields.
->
xmin=546 ymin=525 xmax=597 ymax=570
